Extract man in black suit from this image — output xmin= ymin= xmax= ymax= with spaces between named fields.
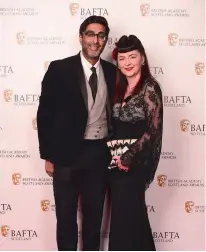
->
xmin=37 ymin=16 xmax=116 ymax=251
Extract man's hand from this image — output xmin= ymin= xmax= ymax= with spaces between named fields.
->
xmin=45 ymin=160 xmax=54 ymax=177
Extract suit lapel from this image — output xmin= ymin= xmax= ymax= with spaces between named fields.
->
xmin=100 ymin=59 xmax=113 ymax=104
xmin=100 ymin=59 xmax=113 ymax=106
xmin=73 ymin=53 xmax=88 ymax=111
xmin=100 ymin=59 xmax=114 ymax=136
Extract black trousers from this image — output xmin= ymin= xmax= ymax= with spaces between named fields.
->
xmin=53 ymin=140 xmax=111 ymax=251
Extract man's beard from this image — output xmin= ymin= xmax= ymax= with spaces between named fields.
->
xmin=82 ymin=43 xmax=103 ymax=59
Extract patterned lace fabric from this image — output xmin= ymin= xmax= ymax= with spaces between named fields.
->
xmin=113 ymin=78 xmax=163 ymax=185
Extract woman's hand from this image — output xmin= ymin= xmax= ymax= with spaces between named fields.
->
xmin=112 ymin=156 xmax=129 ymax=172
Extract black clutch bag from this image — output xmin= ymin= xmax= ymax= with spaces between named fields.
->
xmin=106 ymin=139 xmax=138 ymax=169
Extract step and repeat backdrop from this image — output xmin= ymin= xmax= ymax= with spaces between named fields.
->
xmin=0 ymin=0 xmax=205 ymax=250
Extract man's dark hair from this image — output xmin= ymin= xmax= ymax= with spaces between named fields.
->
xmin=79 ymin=15 xmax=110 ymax=36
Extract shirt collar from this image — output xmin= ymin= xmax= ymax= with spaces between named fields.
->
xmin=80 ymin=51 xmax=100 ymax=76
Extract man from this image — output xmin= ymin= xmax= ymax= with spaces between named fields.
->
xmin=37 ymin=15 xmax=116 ymax=251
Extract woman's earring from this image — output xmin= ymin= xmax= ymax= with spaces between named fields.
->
xmin=142 ymin=62 xmax=145 ymax=65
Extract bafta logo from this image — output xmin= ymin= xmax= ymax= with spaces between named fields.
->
xmin=32 ymin=118 xmax=37 ymax=130
xmin=195 ymin=62 xmax=205 ymax=75
xmin=16 ymin=32 xmax=26 ymax=45
xmin=157 ymin=175 xmax=167 ymax=187
xmin=185 ymin=201 xmax=194 ymax=213
xmin=69 ymin=3 xmax=79 ymax=16
xmin=180 ymin=119 xmax=190 ymax=132
xmin=140 ymin=4 xmax=150 ymax=16
xmin=12 ymin=173 xmax=22 ymax=185
xmin=3 ymin=89 xmax=13 ymax=102
xmin=1 ymin=225 xmax=10 ymax=237
xmin=44 ymin=61 xmax=51 ymax=71
xmin=168 ymin=33 xmax=178 ymax=46
xmin=41 ymin=200 xmax=50 ymax=211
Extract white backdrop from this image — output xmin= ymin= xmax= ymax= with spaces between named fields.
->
xmin=0 ymin=0 xmax=205 ymax=250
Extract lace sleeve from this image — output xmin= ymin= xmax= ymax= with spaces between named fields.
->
xmin=120 ymin=81 xmax=163 ymax=178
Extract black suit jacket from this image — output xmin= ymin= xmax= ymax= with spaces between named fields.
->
xmin=37 ymin=53 xmax=116 ymax=166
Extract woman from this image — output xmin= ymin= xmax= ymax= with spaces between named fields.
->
xmin=108 ymin=35 xmax=163 ymax=251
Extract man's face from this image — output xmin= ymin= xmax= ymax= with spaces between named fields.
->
xmin=79 ymin=23 xmax=107 ymax=61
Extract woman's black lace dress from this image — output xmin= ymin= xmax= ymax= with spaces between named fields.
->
xmin=108 ymin=78 xmax=163 ymax=251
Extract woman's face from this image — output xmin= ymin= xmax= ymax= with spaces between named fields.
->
xmin=117 ymin=50 xmax=144 ymax=78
